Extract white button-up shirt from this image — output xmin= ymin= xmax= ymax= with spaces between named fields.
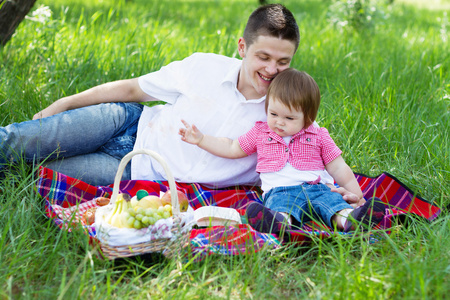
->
xmin=132 ymin=53 xmax=267 ymax=188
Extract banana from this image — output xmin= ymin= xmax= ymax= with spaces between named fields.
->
xmin=110 ymin=200 xmax=123 ymax=228
xmin=105 ymin=193 xmax=135 ymax=229
xmin=120 ymin=197 xmax=134 ymax=229
xmin=106 ymin=196 xmax=121 ymax=224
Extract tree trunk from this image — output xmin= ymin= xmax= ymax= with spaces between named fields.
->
xmin=0 ymin=0 xmax=38 ymax=46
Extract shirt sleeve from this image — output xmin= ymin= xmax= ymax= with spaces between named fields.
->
xmin=319 ymin=127 xmax=343 ymax=165
xmin=138 ymin=54 xmax=199 ymax=104
xmin=238 ymin=124 xmax=259 ymax=156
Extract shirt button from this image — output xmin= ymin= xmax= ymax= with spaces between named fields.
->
xmin=285 ymin=148 xmax=289 ymax=152
xmin=268 ymin=137 xmax=272 ymax=141
xmin=290 ymin=139 xmax=294 ymax=143
xmin=306 ymin=138 xmax=311 ymax=142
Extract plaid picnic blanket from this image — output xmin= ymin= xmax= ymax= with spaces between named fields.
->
xmin=37 ymin=166 xmax=441 ymax=260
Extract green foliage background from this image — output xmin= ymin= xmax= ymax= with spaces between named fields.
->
xmin=0 ymin=0 xmax=449 ymax=299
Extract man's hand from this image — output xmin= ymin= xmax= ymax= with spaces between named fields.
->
xmin=33 ymin=99 xmax=69 ymax=120
xmin=330 ymin=186 xmax=365 ymax=208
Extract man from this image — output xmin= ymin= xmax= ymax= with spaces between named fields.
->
xmin=0 ymin=4 xmax=361 ymax=205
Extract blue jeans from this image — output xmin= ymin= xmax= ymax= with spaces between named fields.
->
xmin=0 ymin=102 xmax=143 ymax=186
xmin=263 ymin=184 xmax=353 ymax=228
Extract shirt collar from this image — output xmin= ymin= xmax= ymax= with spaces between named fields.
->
xmin=257 ymin=122 xmax=287 ymax=143
xmin=222 ymin=62 xmax=241 ymax=86
xmin=293 ymin=123 xmax=320 ymax=138
xmin=222 ymin=61 xmax=266 ymax=103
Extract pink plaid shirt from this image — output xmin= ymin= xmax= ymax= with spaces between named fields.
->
xmin=238 ymin=121 xmax=342 ymax=173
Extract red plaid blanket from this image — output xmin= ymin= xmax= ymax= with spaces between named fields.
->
xmin=37 ymin=166 xmax=441 ymax=260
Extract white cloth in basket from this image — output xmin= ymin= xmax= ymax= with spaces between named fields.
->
xmin=95 ymin=205 xmax=195 ymax=246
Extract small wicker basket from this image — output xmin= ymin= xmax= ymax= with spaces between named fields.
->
xmin=97 ymin=149 xmax=189 ymax=260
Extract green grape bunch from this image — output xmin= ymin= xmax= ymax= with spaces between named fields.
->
xmin=126 ymin=204 xmax=173 ymax=229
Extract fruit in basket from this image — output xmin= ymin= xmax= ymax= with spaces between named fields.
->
xmin=120 ymin=195 xmax=133 ymax=228
xmin=105 ymin=193 xmax=134 ymax=228
xmin=161 ymin=190 xmax=189 ymax=212
xmin=126 ymin=217 xmax=135 ymax=227
xmin=128 ymin=205 xmax=173 ymax=228
xmin=141 ymin=216 xmax=150 ymax=225
xmin=133 ymin=220 xmax=143 ymax=229
xmin=135 ymin=207 xmax=145 ymax=215
xmin=136 ymin=195 xmax=162 ymax=209
xmin=128 ymin=207 xmax=136 ymax=217
xmin=107 ymin=193 xmax=174 ymax=229
xmin=162 ymin=204 xmax=172 ymax=217
xmin=136 ymin=189 xmax=149 ymax=200
xmin=162 ymin=211 xmax=171 ymax=219
xmin=109 ymin=201 xmax=123 ymax=227
xmin=130 ymin=196 xmax=139 ymax=208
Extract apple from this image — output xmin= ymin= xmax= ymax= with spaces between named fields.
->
xmin=161 ymin=190 xmax=189 ymax=212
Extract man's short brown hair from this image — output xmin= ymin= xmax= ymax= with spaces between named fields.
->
xmin=244 ymin=4 xmax=300 ymax=51
xmin=266 ymin=68 xmax=320 ymax=128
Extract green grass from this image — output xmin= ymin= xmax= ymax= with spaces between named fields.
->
xmin=1 ymin=0 xmax=449 ymax=298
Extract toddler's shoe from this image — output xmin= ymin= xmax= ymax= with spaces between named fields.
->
xmin=344 ymin=197 xmax=386 ymax=232
xmin=246 ymin=202 xmax=289 ymax=235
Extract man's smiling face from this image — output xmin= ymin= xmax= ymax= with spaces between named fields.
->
xmin=237 ymin=35 xmax=296 ymax=100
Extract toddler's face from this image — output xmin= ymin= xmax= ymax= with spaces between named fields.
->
xmin=267 ymin=98 xmax=305 ymax=137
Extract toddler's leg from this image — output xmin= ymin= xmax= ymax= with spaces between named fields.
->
xmin=246 ymin=202 xmax=289 ymax=235
xmin=306 ymin=184 xmax=353 ymax=228
xmin=343 ymin=197 xmax=386 ymax=232
xmin=332 ymin=208 xmax=353 ymax=230
xmin=279 ymin=212 xmax=292 ymax=224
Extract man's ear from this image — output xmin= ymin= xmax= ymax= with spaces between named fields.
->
xmin=238 ymin=37 xmax=246 ymax=58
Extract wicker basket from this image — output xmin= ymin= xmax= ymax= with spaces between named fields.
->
xmin=97 ymin=149 xmax=190 ymax=260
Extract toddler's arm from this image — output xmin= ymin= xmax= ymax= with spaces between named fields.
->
xmin=179 ymin=120 xmax=247 ymax=159
xmin=326 ymin=155 xmax=363 ymax=201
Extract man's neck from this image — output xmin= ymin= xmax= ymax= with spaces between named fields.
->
xmin=237 ymin=70 xmax=264 ymax=101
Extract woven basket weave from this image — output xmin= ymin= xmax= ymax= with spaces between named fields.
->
xmin=97 ymin=149 xmax=189 ymax=259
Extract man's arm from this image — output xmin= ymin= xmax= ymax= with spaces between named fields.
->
xmin=33 ymin=78 xmax=155 ymax=119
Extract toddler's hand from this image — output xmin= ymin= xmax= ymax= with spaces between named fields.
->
xmin=179 ymin=120 xmax=204 ymax=145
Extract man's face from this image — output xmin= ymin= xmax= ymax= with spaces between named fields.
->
xmin=238 ymin=35 xmax=296 ymax=100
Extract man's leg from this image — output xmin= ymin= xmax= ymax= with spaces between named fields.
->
xmin=1 ymin=102 xmax=142 ymax=185
xmin=45 ymin=152 xmax=131 ymax=186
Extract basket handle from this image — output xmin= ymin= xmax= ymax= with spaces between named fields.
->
xmin=110 ymin=149 xmax=180 ymax=216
